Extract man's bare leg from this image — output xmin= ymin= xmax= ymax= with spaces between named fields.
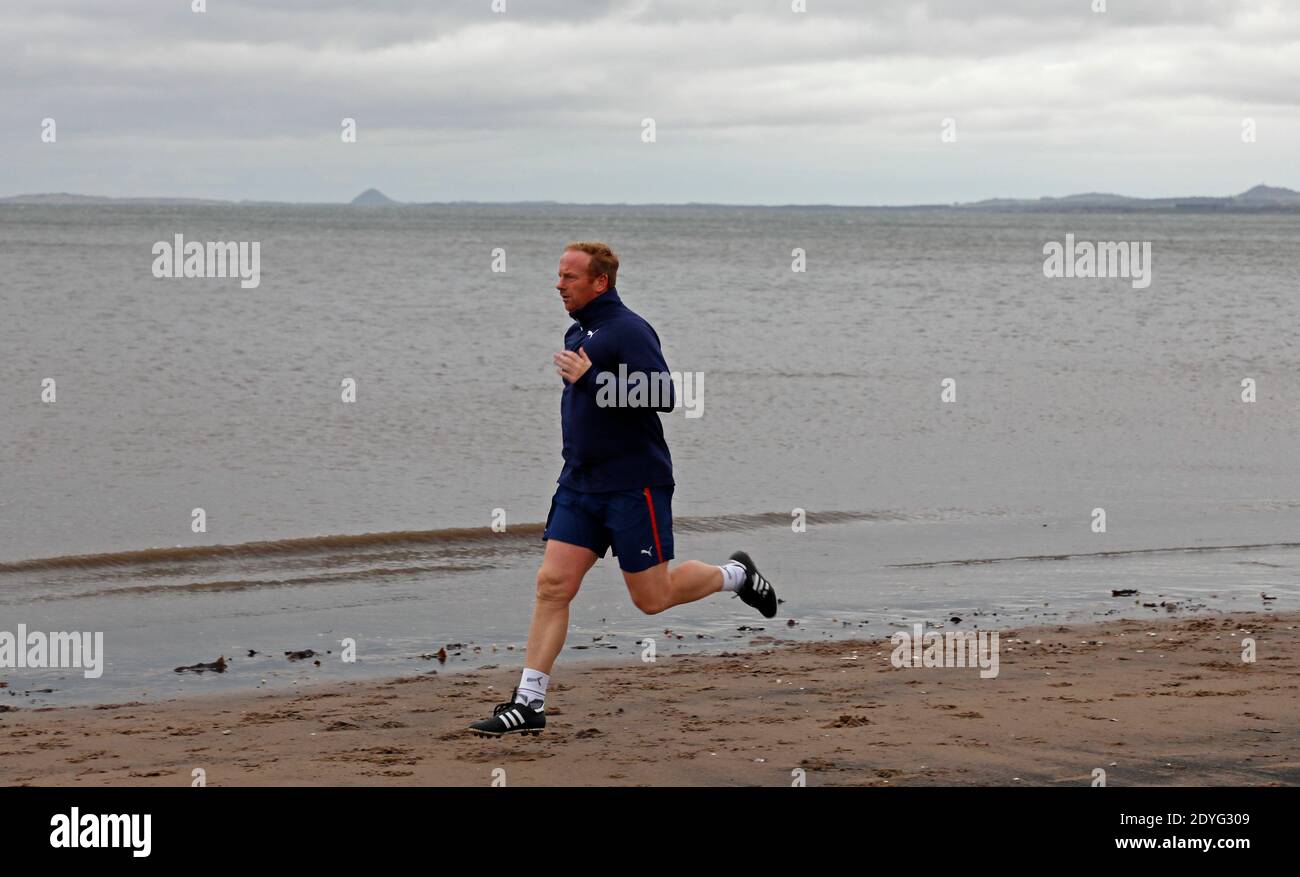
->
xmin=621 ymin=560 xmax=723 ymax=615
xmin=523 ymin=539 xmax=598 ymax=674
xmin=467 ymin=539 xmax=596 ymax=735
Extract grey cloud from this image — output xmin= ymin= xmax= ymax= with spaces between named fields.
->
xmin=1 ymin=0 xmax=1296 ymax=202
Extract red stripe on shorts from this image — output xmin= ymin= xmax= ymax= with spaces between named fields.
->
xmin=643 ymin=487 xmax=664 ymax=563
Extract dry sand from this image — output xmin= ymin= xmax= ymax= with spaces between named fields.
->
xmin=2 ymin=612 xmax=1296 ymax=786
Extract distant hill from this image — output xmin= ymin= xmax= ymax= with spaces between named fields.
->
xmin=0 ymin=192 xmax=228 ymax=206
xmin=958 ymin=184 xmax=1300 ymax=213
xmin=1235 ymin=184 xmax=1300 ymax=205
xmin=350 ymin=188 xmax=399 ymax=206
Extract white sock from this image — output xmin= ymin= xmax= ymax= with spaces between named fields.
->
xmin=515 ymin=667 xmax=549 ymax=709
xmin=719 ymin=561 xmax=747 ymax=592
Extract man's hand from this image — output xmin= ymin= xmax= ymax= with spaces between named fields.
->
xmin=554 ymin=346 xmax=592 ymax=384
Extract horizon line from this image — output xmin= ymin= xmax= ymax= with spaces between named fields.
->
xmin=2 ymin=182 xmax=1296 ymax=210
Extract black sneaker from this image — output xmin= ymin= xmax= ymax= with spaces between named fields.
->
xmin=467 ymin=687 xmax=546 ymax=737
xmin=730 ymin=550 xmax=778 ymax=618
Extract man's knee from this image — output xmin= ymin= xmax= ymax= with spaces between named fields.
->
xmin=625 ymin=568 xmax=671 ymax=615
xmin=536 ymin=565 xmax=580 ymax=604
xmin=628 ymin=588 xmax=669 ymax=615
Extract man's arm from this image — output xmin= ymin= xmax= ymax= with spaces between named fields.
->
xmin=619 ymin=320 xmax=675 ymax=412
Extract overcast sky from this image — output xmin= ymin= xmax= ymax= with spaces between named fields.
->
xmin=2 ymin=0 xmax=1297 ymax=204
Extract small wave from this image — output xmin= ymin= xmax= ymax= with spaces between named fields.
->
xmin=889 ymin=541 xmax=1300 ymax=568
xmin=38 ymin=562 xmax=498 ymax=601
xmin=0 ymin=509 xmax=896 ymax=575
xmin=0 ymin=524 xmax=546 ymax=574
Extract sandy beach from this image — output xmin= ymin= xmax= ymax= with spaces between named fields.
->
xmin=2 ymin=611 xmax=1296 ymax=787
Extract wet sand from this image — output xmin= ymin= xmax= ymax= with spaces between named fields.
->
xmin=2 ymin=612 xmax=1296 ymax=786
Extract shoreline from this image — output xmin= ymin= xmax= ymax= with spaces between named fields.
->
xmin=2 ymin=611 xmax=1296 ymax=787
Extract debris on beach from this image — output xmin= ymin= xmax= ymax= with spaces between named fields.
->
xmin=284 ymin=649 xmax=318 ymax=661
xmin=1112 ymin=589 xmax=1139 ymax=597
xmin=174 ymin=656 xmax=228 ymax=673
xmin=825 ymin=714 xmax=872 ymax=728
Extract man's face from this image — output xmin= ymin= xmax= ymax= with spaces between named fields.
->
xmin=555 ymin=249 xmax=608 ymax=314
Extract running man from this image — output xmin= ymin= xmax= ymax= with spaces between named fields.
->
xmin=468 ymin=241 xmax=778 ymax=736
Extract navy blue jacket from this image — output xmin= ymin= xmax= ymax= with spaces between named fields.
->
xmin=558 ymin=287 xmax=675 ymax=492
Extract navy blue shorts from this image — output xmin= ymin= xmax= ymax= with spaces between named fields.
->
xmin=542 ymin=484 xmax=674 ymax=573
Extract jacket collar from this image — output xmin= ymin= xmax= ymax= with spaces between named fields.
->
xmin=570 ymin=286 xmax=623 ymax=326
